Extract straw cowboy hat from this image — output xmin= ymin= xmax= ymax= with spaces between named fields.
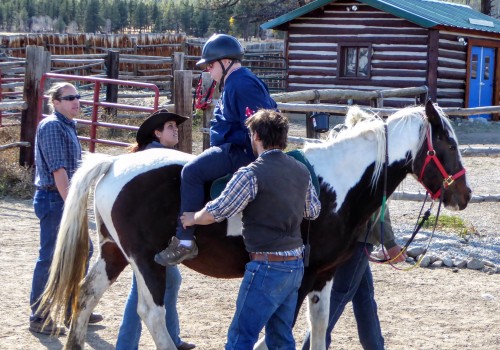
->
xmin=136 ymin=109 xmax=188 ymax=145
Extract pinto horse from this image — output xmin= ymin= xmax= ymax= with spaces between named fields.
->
xmin=38 ymin=101 xmax=470 ymax=350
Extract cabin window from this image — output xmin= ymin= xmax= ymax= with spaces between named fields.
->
xmin=471 ymin=54 xmax=478 ymax=79
xmin=484 ymin=56 xmax=490 ymax=80
xmin=338 ymin=43 xmax=372 ymax=79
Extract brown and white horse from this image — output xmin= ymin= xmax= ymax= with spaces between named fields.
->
xmin=38 ymin=101 xmax=471 ymax=349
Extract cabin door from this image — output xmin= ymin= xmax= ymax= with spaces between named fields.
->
xmin=468 ymin=46 xmax=495 ymax=119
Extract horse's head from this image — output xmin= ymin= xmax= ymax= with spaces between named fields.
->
xmin=412 ymin=101 xmax=471 ymax=210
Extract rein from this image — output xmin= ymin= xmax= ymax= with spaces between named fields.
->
xmin=417 ymin=127 xmax=466 ymax=199
xmin=365 ymin=120 xmax=452 ymax=270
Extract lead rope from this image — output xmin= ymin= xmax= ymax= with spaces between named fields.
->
xmin=304 ymin=220 xmax=311 ymax=267
xmin=364 ymin=121 xmax=435 ymax=271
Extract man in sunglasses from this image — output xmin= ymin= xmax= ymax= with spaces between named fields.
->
xmin=29 ymin=82 xmax=102 ymax=335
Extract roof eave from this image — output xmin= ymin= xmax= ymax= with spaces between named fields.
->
xmin=261 ymin=0 xmax=332 ymax=30
xmin=260 ymin=0 xmax=440 ymax=31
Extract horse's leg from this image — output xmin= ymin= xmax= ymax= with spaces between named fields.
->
xmin=65 ymin=226 xmax=128 ymax=349
xmin=133 ymin=261 xmax=176 ymax=350
xmin=306 ymin=279 xmax=333 ymax=350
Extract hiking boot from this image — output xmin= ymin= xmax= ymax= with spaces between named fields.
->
xmin=65 ymin=312 xmax=103 ymax=327
xmin=29 ymin=319 xmax=66 ymax=335
xmin=177 ymin=341 xmax=196 ymax=350
xmin=154 ymin=237 xmax=198 ymax=266
xmin=89 ymin=312 xmax=103 ymax=324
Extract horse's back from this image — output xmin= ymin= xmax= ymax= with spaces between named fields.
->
xmin=95 ymin=149 xmax=193 ymax=251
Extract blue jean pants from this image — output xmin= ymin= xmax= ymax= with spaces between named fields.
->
xmin=30 ymin=189 xmax=94 ymax=321
xmin=176 ymin=143 xmax=253 ymax=240
xmin=226 ymin=258 xmax=304 ymax=350
xmin=302 ymin=242 xmax=384 ymax=350
xmin=116 ymin=265 xmax=182 ymax=349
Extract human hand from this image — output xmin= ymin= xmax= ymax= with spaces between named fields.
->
xmin=180 ymin=212 xmax=196 ymax=229
xmin=386 ymin=245 xmax=407 ymax=263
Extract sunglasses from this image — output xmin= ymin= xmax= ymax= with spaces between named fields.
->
xmin=59 ymin=94 xmax=81 ymax=101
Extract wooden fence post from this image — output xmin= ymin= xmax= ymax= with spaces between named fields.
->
xmin=201 ymin=72 xmax=219 ymax=150
xmin=105 ymin=50 xmax=119 ymax=116
xmin=132 ymin=37 xmax=138 ymax=77
xmin=305 ymin=90 xmax=320 ymax=139
xmin=20 ymin=45 xmax=51 ymax=167
xmin=171 ymin=52 xmax=185 ymax=101
xmin=174 ymin=70 xmax=193 ymax=153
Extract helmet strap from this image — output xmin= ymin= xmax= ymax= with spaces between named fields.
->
xmin=218 ymin=59 xmax=236 ymax=92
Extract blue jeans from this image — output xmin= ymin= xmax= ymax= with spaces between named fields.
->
xmin=30 ymin=189 xmax=94 ymax=321
xmin=176 ymin=143 xmax=253 ymax=240
xmin=116 ymin=265 xmax=182 ymax=349
xmin=302 ymin=243 xmax=384 ymax=350
xmin=226 ymin=259 xmax=304 ymax=350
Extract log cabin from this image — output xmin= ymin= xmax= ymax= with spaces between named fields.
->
xmin=261 ymin=0 xmax=500 ymax=119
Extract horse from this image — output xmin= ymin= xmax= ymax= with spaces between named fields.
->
xmin=38 ymin=100 xmax=471 ymax=350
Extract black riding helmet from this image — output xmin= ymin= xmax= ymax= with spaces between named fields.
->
xmin=197 ymin=34 xmax=245 ymax=92
xmin=196 ymin=34 xmax=244 ymax=66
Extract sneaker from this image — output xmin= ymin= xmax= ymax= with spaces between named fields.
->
xmin=154 ymin=237 xmax=198 ymax=266
xmin=29 ymin=319 xmax=66 ymax=335
xmin=177 ymin=341 xmax=196 ymax=350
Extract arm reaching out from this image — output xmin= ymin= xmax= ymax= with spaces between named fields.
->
xmin=180 ymin=208 xmax=215 ymax=229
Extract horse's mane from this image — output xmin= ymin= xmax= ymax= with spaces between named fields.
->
xmin=304 ymin=104 xmax=451 ymax=188
xmin=323 ymin=106 xmax=386 ymax=187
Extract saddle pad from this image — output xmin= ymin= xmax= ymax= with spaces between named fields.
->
xmin=286 ymin=149 xmax=320 ymax=196
xmin=210 ymin=150 xmax=320 ymax=200
xmin=210 ymin=173 xmax=234 ymax=200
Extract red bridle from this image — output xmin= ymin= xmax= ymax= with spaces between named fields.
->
xmin=418 ymin=128 xmax=466 ymax=199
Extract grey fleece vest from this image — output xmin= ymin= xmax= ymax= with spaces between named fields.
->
xmin=242 ymin=151 xmax=310 ymax=253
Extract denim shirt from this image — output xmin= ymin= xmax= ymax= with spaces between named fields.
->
xmin=34 ymin=111 xmax=82 ymax=188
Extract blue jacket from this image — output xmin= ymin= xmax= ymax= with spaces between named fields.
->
xmin=210 ymin=67 xmax=277 ymax=158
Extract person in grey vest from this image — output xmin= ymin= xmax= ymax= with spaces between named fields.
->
xmin=180 ymin=109 xmax=321 ymax=349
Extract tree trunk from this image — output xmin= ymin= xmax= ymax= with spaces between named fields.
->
xmin=481 ymin=0 xmax=491 ymax=15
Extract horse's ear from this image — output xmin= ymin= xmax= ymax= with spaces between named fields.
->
xmin=425 ymin=100 xmax=441 ymax=127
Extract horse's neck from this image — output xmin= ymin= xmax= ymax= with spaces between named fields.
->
xmin=303 ymin=116 xmax=422 ymax=211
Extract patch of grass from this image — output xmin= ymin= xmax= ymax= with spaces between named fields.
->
xmin=0 ymin=126 xmax=35 ymax=199
xmin=423 ymin=214 xmax=478 ymax=239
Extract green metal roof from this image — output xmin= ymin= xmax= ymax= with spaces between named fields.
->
xmin=261 ymin=0 xmax=500 ymax=34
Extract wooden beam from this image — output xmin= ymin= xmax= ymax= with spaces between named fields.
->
xmin=19 ymin=46 xmax=50 ymax=167
xmin=174 ymin=70 xmax=193 ymax=154
xmin=426 ymin=30 xmax=439 ymax=102
xmin=0 ymin=141 xmax=30 ymax=151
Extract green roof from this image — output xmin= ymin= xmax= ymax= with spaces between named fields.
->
xmin=261 ymin=0 xmax=500 ymax=34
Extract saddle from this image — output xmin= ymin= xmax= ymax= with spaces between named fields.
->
xmin=210 ymin=150 xmax=320 ymax=199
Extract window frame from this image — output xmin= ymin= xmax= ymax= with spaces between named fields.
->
xmin=337 ymin=42 xmax=372 ymax=80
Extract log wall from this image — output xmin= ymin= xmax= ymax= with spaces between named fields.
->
xmin=286 ymin=1 xmax=428 ymax=107
xmin=284 ymin=0 xmax=500 ymax=109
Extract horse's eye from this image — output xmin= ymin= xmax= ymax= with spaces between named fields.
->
xmin=449 ymin=144 xmax=457 ymax=151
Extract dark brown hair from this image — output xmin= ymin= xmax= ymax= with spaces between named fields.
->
xmin=245 ymin=109 xmax=288 ymax=150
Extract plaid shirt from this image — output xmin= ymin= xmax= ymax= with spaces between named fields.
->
xmin=206 ymin=149 xmax=321 ymax=254
xmin=34 ymin=111 xmax=82 ymax=188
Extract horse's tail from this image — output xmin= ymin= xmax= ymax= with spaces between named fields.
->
xmin=36 ymin=153 xmax=115 ymax=330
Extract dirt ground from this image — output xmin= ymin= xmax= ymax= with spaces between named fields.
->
xmin=0 ymin=120 xmax=499 ymax=349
